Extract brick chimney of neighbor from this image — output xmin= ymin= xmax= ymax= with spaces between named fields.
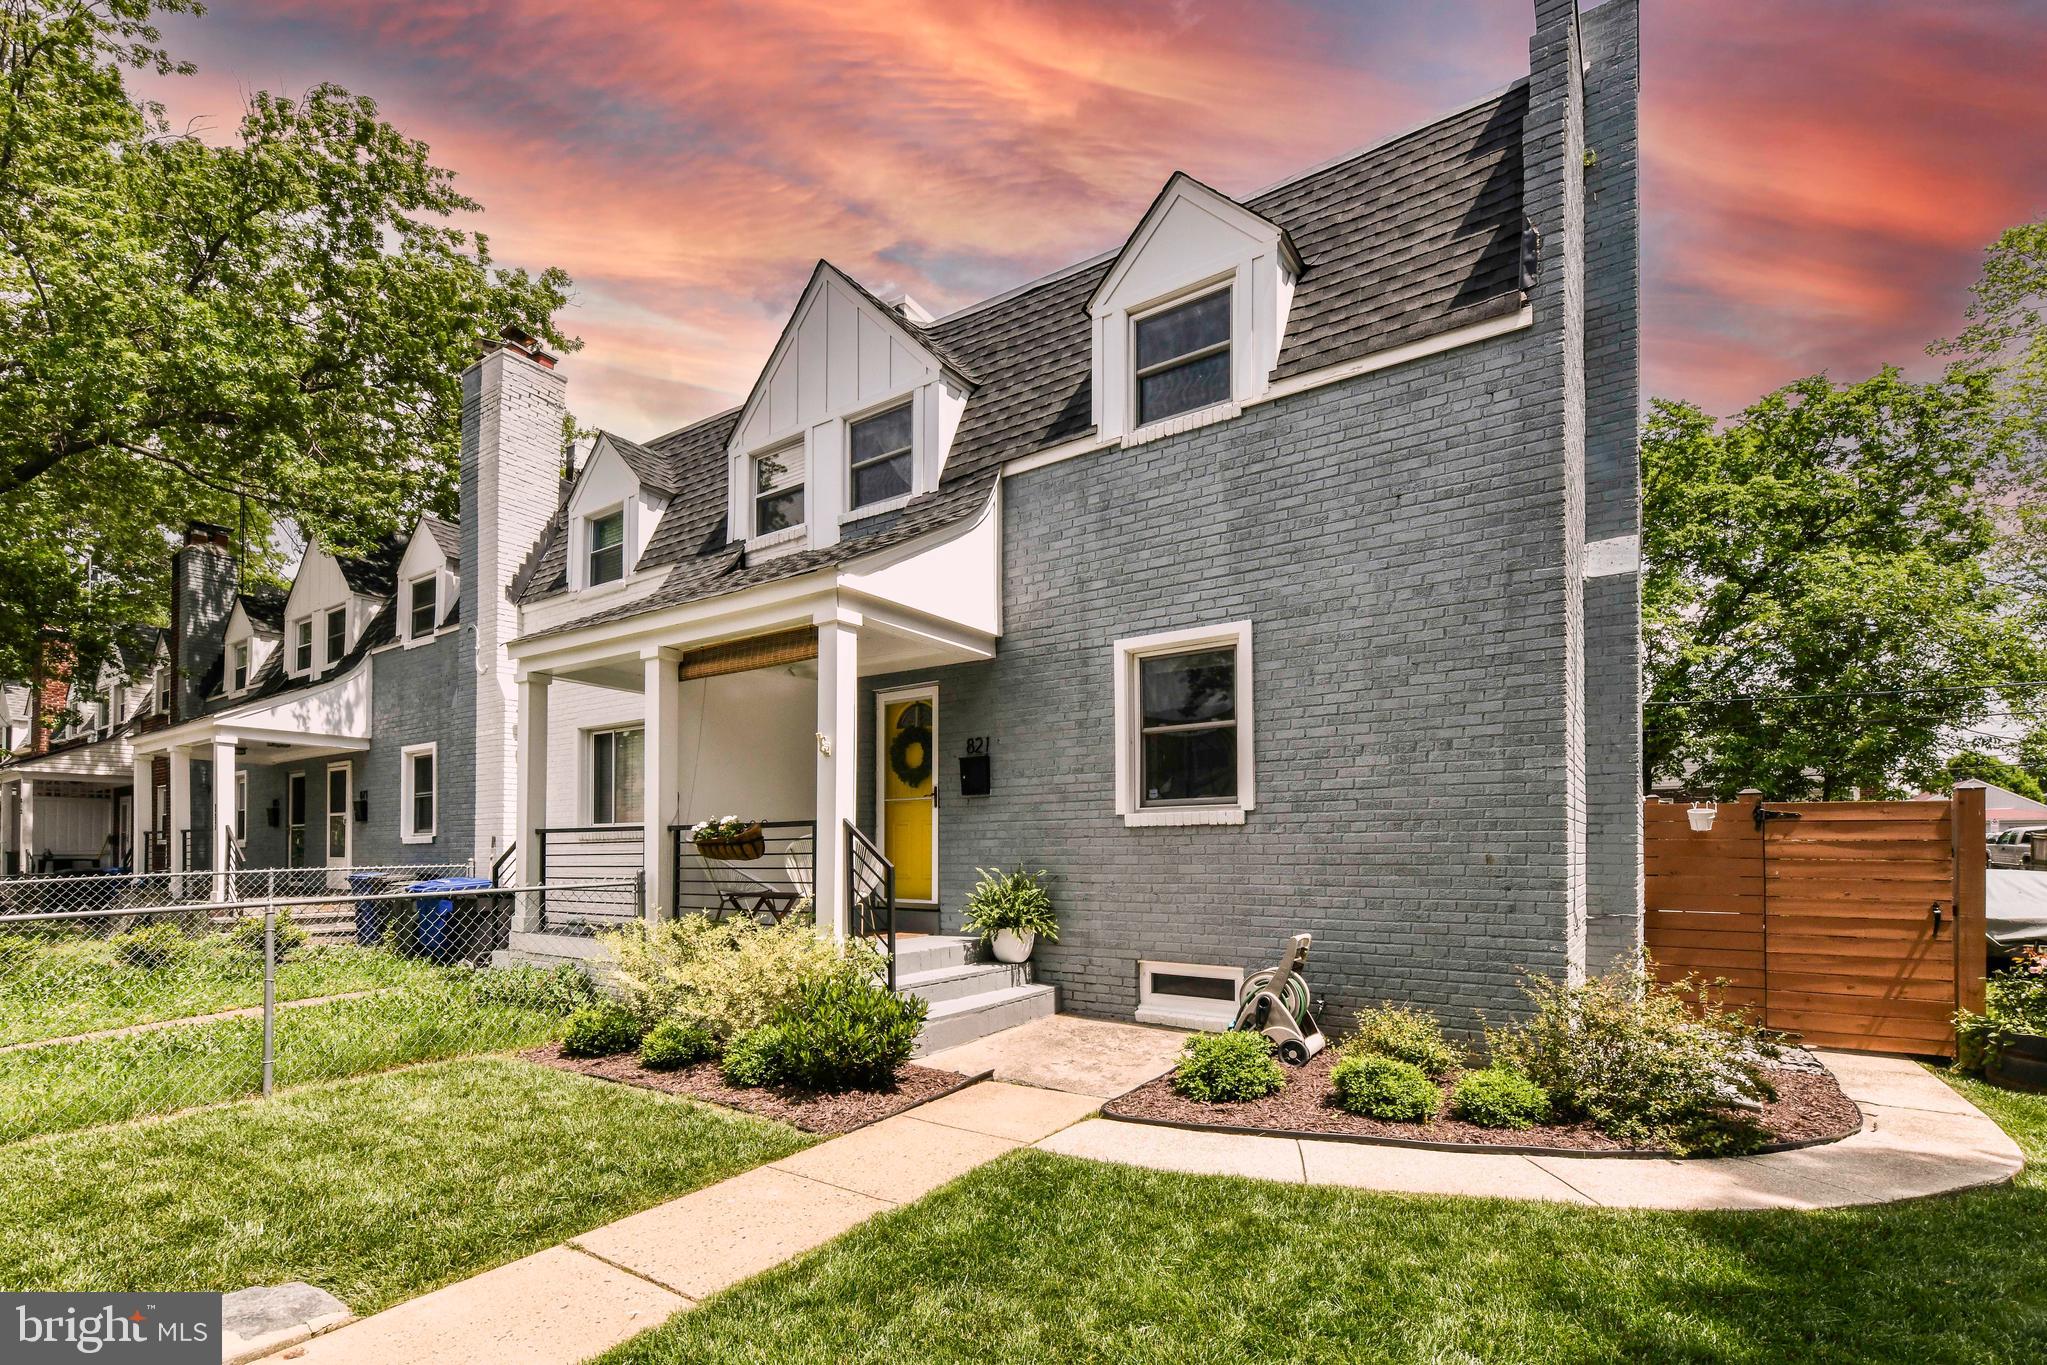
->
xmin=170 ymin=522 xmax=238 ymax=724
xmin=27 ymin=630 xmax=72 ymax=755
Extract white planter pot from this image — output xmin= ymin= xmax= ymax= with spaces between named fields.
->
xmin=990 ymin=929 xmax=1035 ymax=964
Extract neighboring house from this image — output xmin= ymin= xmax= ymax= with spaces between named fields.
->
xmin=1915 ymin=779 xmax=2047 ymax=835
xmin=483 ymin=0 xmax=1644 ymax=1030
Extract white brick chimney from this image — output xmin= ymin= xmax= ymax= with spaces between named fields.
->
xmin=461 ymin=328 xmax=566 ymax=870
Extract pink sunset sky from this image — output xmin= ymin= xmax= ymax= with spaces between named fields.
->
xmin=141 ymin=0 xmax=2047 ymax=440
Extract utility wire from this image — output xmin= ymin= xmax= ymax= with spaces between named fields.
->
xmin=1646 ymin=680 xmax=2047 ymax=707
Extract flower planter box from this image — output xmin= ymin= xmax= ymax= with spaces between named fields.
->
xmin=694 ymin=825 xmax=767 ymax=861
xmin=1988 ymin=1033 xmax=2047 ymax=1094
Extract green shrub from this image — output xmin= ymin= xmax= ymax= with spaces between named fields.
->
xmin=111 ymin=922 xmax=190 ymax=971
xmin=1956 ymin=946 xmax=2047 ymax=1076
xmin=1341 ymin=1003 xmax=1462 ymax=1076
xmin=226 ymin=909 xmax=308 ymax=962
xmin=721 ymin=1025 xmax=787 ymax=1088
xmin=639 ymin=1018 xmax=718 ymax=1071
xmin=1332 ymin=1054 xmax=1441 ymax=1122
xmin=769 ymin=975 xmax=927 ymax=1092
xmin=561 ymin=1004 xmax=646 ymax=1058
xmin=1172 ymin=1031 xmax=1287 ymax=1104
xmin=1487 ymin=960 xmax=1777 ymax=1153
xmin=1449 ymin=1067 xmax=1551 ymax=1129
xmin=604 ymin=914 xmax=880 ymax=1041
xmin=960 ymin=867 xmax=1059 ymax=943
xmin=469 ymin=963 xmax=597 ymax=1016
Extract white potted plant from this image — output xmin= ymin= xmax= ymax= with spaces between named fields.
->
xmin=962 ymin=867 xmax=1058 ymax=964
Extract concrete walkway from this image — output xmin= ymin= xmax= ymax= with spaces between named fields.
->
xmin=924 ymin=1012 xmax=1188 ymax=1098
xmin=261 ymin=1080 xmax=1101 ymax=1365
xmin=1037 ymin=1050 xmax=2025 ymax=1210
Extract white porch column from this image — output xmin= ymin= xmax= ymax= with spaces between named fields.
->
xmin=813 ymin=608 xmax=861 ymax=941
xmin=641 ymin=649 xmax=682 ymax=921
xmin=131 ymin=755 xmax=150 ymax=873
xmin=210 ymin=737 xmax=236 ymax=902
xmin=167 ymin=747 xmax=191 ymax=886
xmin=513 ymin=671 xmax=550 ymax=930
xmin=16 ymin=778 xmax=33 ymax=875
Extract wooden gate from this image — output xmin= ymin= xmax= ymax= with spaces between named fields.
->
xmin=1643 ymin=789 xmax=1987 ymax=1056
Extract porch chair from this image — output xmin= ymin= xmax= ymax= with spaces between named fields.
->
xmin=699 ymin=842 xmax=812 ymax=926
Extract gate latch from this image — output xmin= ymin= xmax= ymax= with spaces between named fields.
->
xmin=1753 ymin=804 xmax=1804 ymax=832
xmin=1931 ymin=902 xmax=1944 ymax=936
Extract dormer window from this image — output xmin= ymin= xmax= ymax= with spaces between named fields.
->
xmin=293 ymin=619 xmax=312 ymax=673
xmin=1135 ymin=289 xmax=1232 ymax=425
xmin=408 ymin=575 xmax=439 ymax=638
xmin=848 ymin=403 xmax=913 ymax=511
xmin=753 ymin=443 xmax=805 ymax=535
xmin=325 ymin=607 xmax=347 ymax=668
xmin=232 ymin=643 xmax=249 ymax=692
xmin=588 ymin=509 xmax=625 ymax=585
xmin=156 ymin=666 xmax=171 ymax=714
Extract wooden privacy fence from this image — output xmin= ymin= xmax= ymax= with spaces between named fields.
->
xmin=1643 ymin=789 xmax=1987 ymax=1057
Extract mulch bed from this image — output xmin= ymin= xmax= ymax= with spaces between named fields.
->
xmin=1102 ymin=1050 xmax=1864 ymax=1156
xmin=521 ymin=1043 xmax=976 ymax=1135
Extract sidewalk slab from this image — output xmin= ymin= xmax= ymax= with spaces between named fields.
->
xmin=572 ymin=1165 xmax=889 ymax=1302
xmin=925 ymin=1015 xmax=1188 ymax=1098
xmin=769 ymin=1113 xmax=1018 ymax=1204
xmin=908 ymin=1080 xmax=1100 ymax=1143
xmin=1811 ymin=1050 xmax=1979 ymax=1114
xmin=268 ymin=1246 xmax=681 ymax=1365
xmin=1300 ymin=1141 xmax=1592 ymax=1204
xmin=1038 ymin=1118 xmax=1304 ymax=1183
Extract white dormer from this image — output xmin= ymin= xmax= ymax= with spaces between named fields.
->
xmin=1088 ymin=172 xmax=1302 ymax=446
xmin=396 ymin=517 xmax=460 ymax=644
xmin=726 ymin=263 xmax=972 ymax=556
xmin=565 ymin=434 xmax=668 ymax=592
xmin=280 ymin=537 xmax=378 ymax=678
xmin=219 ymin=601 xmax=279 ymax=696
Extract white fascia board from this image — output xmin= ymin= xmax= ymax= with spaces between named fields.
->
xmin=508 ymin=569 xmax=839 ymax=673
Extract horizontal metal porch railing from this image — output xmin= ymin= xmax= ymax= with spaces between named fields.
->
xmin=671 ymin=820 xmax=816 ymax=925
xmin=535 ymin=826 xmax=646 ymax=936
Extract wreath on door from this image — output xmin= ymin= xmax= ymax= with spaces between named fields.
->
xmin=888 ymin=701 xmax=934 ymax=790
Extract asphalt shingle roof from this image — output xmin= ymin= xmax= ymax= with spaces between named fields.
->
xmin=519 ymin=82 xmax=1528 ymax=635
xmin=420 ymin=514 xmax=462 ymax=565
xmin=334 ymin=535 xmax=407 ymax=598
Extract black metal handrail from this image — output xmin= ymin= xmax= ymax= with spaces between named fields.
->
xmin=535 ymin=826 xmax=644 ymax=934
xmin=670 ymin=820 xmax=816 ymax=924
xmin=845 ymin=820 xmax=896 ymax=992
xmin=491 ymin=840 xmax=518 ymax=888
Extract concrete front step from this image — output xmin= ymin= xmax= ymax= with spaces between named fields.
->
xmin=895 ymin=959 xmax=1032 ymax=1005
xmin=887 ymin=934 xmax=980 ymax=974
xmin=914 ymin=982 xmax=1058 ymax=1056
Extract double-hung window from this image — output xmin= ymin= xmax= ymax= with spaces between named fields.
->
xmin=232 ymin=643 xmax=249 ymax=692
xmin=409 ymin=575 xmax=438 ymax=638
xmin=293 ymin=620 xmax=312 ymax=673
xmin=325 ymin=608 xmax=347 ymax=668
xmin=1134 ymin=288 xmax=1232 ymax=425
xmin=848 ymin=403 xmax=913 ymax=511
xmin=590 ymin=727 xmax=644 ymax=825
xmin=753 ymin=443 xmax=806 ymax=535
xmin=401 ymin=743 xmax=436 ymax=841
xmin=234 ymin=772 xmax=248 ymax=845
xmin=156 ymin=667 xmax=172 ymax=714
xmin=1113 ymin=621 xmax=1255 ymax=826
xmin=588 ymin=510 xmax=625 ymax=585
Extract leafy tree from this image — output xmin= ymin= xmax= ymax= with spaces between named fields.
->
xmin=1941 ymin=751 xmax=2045 ymax=804
xmin=0 ymin=0 xmax=575 ymax=683
xmin=1642 ymin=368 xmax=2046 ymax=799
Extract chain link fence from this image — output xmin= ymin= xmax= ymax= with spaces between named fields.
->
xmin=0 ymin=877 xmax=640 ymax=1145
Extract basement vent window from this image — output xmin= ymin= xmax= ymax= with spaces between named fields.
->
xmin=1136 ymin=960 xmax=1242 ymax=1031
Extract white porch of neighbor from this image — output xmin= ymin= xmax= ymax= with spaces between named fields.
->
xmin=0 ymin=749 xmax=137 ymax=877
xmin=513 ymin=597 xmax=992 ymax=943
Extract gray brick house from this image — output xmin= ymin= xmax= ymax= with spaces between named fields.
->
xmin=491 ymin=0 xmax=1643 ymax=1038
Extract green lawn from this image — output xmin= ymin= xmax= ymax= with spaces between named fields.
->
xmin=599 ymin=1072 xmax=2047 ymax=1364
xmin=0 ymin=980 xmax=566 ymax=1143
xmin=0 ymin=937 xmax=439 ymax=1045
xmin=0 ymin=1058 xmax=810 ymax=1314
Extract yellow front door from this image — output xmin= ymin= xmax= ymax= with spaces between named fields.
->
xmin=880 ymin=694 xmax=936 ymax=903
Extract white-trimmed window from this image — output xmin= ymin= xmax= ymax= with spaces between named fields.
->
xmin=324 ymin=607 xmax=347 ymax=668
xmin=589 ymin=727 xmax=644 ymax=825
xmin=847 ymin=402 xmax=913 ymax=511
xmin=587 ymin=509 xmax=626 ymax=585
xmin=1136 ymin=960 xmax=1244 ymax=1030
xmin=292 ymin=619 xmax=312 ymax=673
xmin=1133 ymin=288 xmax=1231 ymax=426
xmin=408 ymin=575 xmax=439 ymax=639
xmin=156 ymin=666 xmax=172 ymax=714
xmin=232 ymin=643 xmax=249 ymax=692
xmin=234 ymin=771 xmax=248 ymax=846
xmin=1112 ymin=621 xmax=1254 ymax=827
xmin=401 ymin=742 xmax=437 ymax=843
xmin=753 ymin=441 xmax=806 ymax=538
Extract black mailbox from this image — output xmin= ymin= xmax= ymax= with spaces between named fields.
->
xmin=959 ymin=753 xmax=991 ymax=797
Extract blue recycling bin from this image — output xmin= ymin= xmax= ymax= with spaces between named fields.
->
xmin=408 ymin=877 xmax=493 ymax=963
xmin=350 ymin=872 xmax=390 ymax=946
